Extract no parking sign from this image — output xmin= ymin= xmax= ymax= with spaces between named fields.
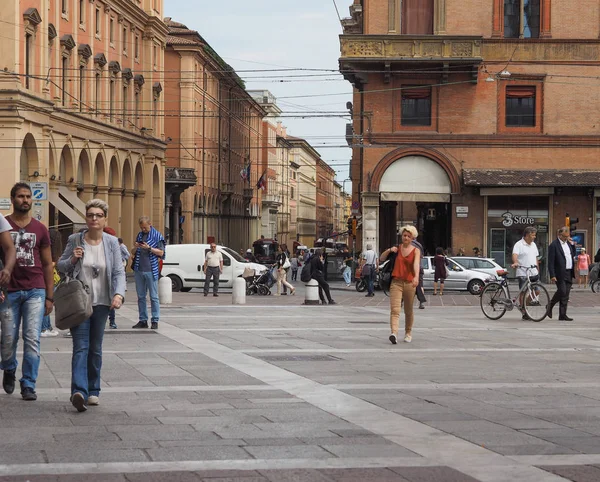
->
xmin=30 ymin=182 xmax=47 ymax=201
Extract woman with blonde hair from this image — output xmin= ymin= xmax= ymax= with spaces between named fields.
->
xmin=57 ymin=199 xmax=126 ymax=412
xmin=380 ymin=225 xmax=421 ymax=344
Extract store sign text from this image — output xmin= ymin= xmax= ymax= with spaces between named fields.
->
xmin=502 ymin=212 xmax=535 ymax=227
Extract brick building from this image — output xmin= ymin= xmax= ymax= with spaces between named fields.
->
xmin=316 ymin=159 xmax=336 ymax=239
xmin=340 ymin=0 xmax=600 ymax=278
xmin=165 ymin=20 xmax=265 ymax=249
xmin=0 ymin=0 xmax=167 ymax=243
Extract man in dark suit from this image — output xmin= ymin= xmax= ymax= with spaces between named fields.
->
xmin=547 ymin=226 xmax=576 ymax=321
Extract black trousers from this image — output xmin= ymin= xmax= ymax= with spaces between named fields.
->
xmin=204 ymin=266 xmax=220 ymax=294
xmin=550 ymin=270 xmax=573 ymax=317
xmin=312 ymin=272 xmax=332 ymax=303
xmin=415 ymin=269 xmax=426 ymax=303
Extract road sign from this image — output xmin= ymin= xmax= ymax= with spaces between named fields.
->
xmin=33 ymin=201 xmax=44 ymax=222
xmin=0 ymin=198 xmax=10 ymax=210
xmin=30 ymin=182 xmax=47 ymax=201
xmin=351 ymin=201 xmax=360 ymax=210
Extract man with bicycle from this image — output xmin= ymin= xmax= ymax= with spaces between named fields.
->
xmin=512 ymin=226 xmax=540 ymax=321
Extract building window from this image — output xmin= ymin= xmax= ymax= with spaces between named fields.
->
xmin=62 ymin=0 xmax=67 ymax=15
xmin=109 ymin=18 xmax=114 ymax=43
xmin=134 ymin=91 xmax=140 ymax=127
xmin=79 ymin=65 xmax=85 ymax=112
xmin=505 ymin=86 xmax=536 ymax=127
xmin=504 ymin=0 xmax=540 ymax=38
xmin=153 ymin=45 xmax=157 ymax=68
xmin=95 ymin=8 xmax=101 ymax=36
xmin=123 ymin=27 xmax=128 ymax=55
xmin=122 ymin=85 xmax=128 ymax=126
xmin=25 ymin=33 xmax=32 ymax=89
xmin=134 ymin=35 xmax=139 ymax=59
xmin=402 ymin=0 xmax=433 ymax=34
xmin=61 ymin=57 xmax=68 ymax=106
xmin=79 ymin=0 xmax=85 ymax=25
xmin=401 ymin=86 xmax=431 ymax=126
xmin=95 ymin=72 xmax=101 ymax=116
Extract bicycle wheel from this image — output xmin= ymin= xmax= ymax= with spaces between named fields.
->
xmin=523 ymin=282 xmax=550 ymax=322
xmin=480 ymin=282 xmax=507 ymax=320
xmin=592 ymin=279 xmax=600 ymax=293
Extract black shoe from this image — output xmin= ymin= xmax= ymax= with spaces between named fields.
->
xmin=2 ymin=369 xmax=15 ymax=394
xmin=213 ymin=294 xmax=219 ymax=297
xmin=204 ymin=293 xmax=208 ymax=297
xmin=546 ymin=306 xmax=553 ymax=319
xmin=132 ymin=321 xmax=148 ymax=329
xmin=151 ymin=322 xmax=158 ymax=329
xmin=389 ymin=334 xmax=397 ymax=345
xmin=282 ymin=293 xmax=287 ymax=296
xmin=559 ymin=316 xmax=574 ymax=321
xmin=419 ymin=303 xmax=425 ymax=310
xmin=109 ymin=322 xmax=117 ymax=329
xmin=328 ymin=300 xmax=337 ymax=305
xmin=21 ymin=387 xmax=37 ymax=401
xmin=71 ymin=392 xmax=87 ymax=412
xmin=522 ymin=314 xmax=531 ymax=321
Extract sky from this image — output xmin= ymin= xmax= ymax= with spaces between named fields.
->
xmin=164 ymin=0 xmax=353 ymax=188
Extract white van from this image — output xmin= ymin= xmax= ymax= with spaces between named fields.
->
xmin=161 ymin=244 xmax=265 ymax=292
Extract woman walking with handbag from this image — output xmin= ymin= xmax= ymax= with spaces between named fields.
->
xmin=380 ymin=225 xmax=421 ymax=344
xmin=275 ymin=244 xmax=295 ymax=295
xmin=57 ymin=199 xmax=126 ymax=412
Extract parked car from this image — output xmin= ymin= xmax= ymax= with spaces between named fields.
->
xmin=451 ymin=256 xmax=507 ymax=280
xmin=162 ymin=244 xmax=265 ymax=292
xmin=422 ymin=256 xmax=496 ymax=295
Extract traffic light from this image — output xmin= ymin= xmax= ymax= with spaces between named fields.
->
xmin=347 ymin=217 xmax=353 ymax=234
xmin=351 ymin=216 xmax=357 ymax=237
xmin=565 ymin=213 xmax=579 ymax=233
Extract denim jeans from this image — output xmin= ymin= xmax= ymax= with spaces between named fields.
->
xmin=41 ymin=314 xmax=51 ymax=331
xmin=366 ymin=266 xmax=375 ymax=295
xmin=134 ymin=270 xmax=160 ymax=323
xmin=70 ymin=305 xmax=110 ymax=398
xmin=0 ymin=288 xmax=45 ymax=389
xmin=343 ymin=266 xmax=351 ymax=285
xmin=204 ymin=266 xmax=220 ymax=295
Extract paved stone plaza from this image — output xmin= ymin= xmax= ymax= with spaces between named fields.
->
xmin=1 ymin=283 xmax=600 ymax=481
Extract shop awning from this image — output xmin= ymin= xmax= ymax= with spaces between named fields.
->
xmin=463 ymin=169 xmax=600 ymax=187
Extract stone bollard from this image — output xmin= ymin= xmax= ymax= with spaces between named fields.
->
xmin=232 ymin=277 xmax=246 ymax=305
xmin=304 ymin=279 xmax=320 ymax=305
xmin=158 ymin=276 xmax=172 ymax=305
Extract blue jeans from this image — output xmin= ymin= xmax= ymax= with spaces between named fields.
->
xmin=134 ymin=270 xmax=159 ymax=323
xmin=42 ymin=315 xmax=51 ymax=331
xmin=366 ymin=267 xmax=375 ymax=295
xmin=70 ymin=305 xmax=110 ymax=398
xmin=0 ymin=289 xmax=45 ymax=389
xmin=343 ymin=266 xmax=351 ymax=285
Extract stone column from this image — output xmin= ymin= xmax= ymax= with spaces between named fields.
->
xmin=434 ymin=0 xmax=447 ymax=35
xmin=361 ymin=192 xmax=380 ymax=254
xmin=108 ymin=188 xmax=123 ymax=235
xmin=96 ymin=186 xmax=109 ymax=204
xmin=121 ymin=189 xmax=136 ymax=244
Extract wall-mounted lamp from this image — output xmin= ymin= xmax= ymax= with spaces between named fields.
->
xmin=485 ymin=75 xmax=495 ymax=83
xmin=499 ymin=70 xmax=511 ymax=78
xmin=49 ymin=174 xmax=56 ymax=181
xmin=32 ymin=171 xmax=40 ymax=177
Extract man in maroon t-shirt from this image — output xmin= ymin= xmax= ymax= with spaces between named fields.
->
xmin=0 ymin=183 xmax=54 ymax=401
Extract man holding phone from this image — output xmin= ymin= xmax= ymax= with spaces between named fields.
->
xmin=130 ymin=217 xmax=165 ymax=330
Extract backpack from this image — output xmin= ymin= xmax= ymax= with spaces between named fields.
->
xmin=300 ymin=257 xmax=312 ymax=282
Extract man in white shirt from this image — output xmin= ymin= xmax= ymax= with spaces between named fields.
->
xmin=203 ymin=243 xmax=223 ymax=297
xmin=361 ymin=244 xmax=378 ymax=297
xmin=512 ymin=226 xmax=539 ymax=320
xmin=547 ymin=226 xmax=576 ymax=321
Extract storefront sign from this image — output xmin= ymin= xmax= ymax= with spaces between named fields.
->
xmin=455 ymin=206 xmax=468 ymax=218
xmin=501 ymin=212 xmax=535 ymax=227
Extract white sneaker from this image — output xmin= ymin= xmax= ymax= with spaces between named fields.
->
xmin=404 ymin=334 xmax=412 ymax=343
xmin=88 ymin=395 xmax=99 ymax=406
xmin=41 ymin=329 xmax=59 ymax=338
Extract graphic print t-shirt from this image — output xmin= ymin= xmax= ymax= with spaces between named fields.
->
xmin=4 ymin=217 xmax=50 ymax=292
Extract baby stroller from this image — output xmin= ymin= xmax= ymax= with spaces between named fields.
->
xmin=245 ymin=265 xmax=276 ymax=295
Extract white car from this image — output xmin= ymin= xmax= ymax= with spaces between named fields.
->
xmin=162 ymin=244 xmax=265 ymax=292
xmin=422 ymin=256 xmax=497 ymax=295
xmin=451 ymin=257 xmax=507 ymax=279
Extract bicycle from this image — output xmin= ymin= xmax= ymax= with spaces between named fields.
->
xmin=480 ymin=266 xmax=550 ymax=322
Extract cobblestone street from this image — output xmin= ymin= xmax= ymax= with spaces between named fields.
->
xmin=1 ymin=283 xmax=600 ymax=481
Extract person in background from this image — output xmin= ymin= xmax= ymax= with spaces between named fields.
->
xmin=309 ymin=249 xmax=335 ymax=305
xmin=380 ymin=225 xmax=421 ymax=344
xmin=203 ymin=243 xmax=223 ymax=297
xmin=244 ymin=249 xmax=257 ymax=263
xmin=57 ymin=199 xmax=125 ymax=412
xmin=433 ymin=247 xmax=447 ymax=296
xmin=457 ymin=247 xmax=466 ymax=257
xmin=411 ymin=234 xmax=427 ymax=309
xmin=511 ymin=226 xmax=540 ymax=321
xmin=342 ymin=248 xmax=353 ymax=287
xmin=103 ymin=229 xmax=129 ymax=329
xmin=290 ymin=252 xmax=300 ymax=281
xmin=130 ymin=217 xmax=165 ymax=329
xmin=360 ymin=244 xmax=378 ymax=298
xmin=275 ymin=244 xmax=295 ymax=296
xmin=303 ymin=249 xmax=311 ymax=264
xmin=577 ymin=247 xmax=591 ymax=288
xmin=595 ymin=244 xmax=600 ymax=264
xmin=41 ymin=228 xmax=63 ymax=337
xmin=473 ymin=247 xmax=482 ymax=257
xmin=547 ymin=226 xmax=576 ymax=321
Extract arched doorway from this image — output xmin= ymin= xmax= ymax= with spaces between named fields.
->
xmin=20 ymin=134 xmax=38 ymax=181
xmin=133 ymin=161 xmax=144 ymax=226
xmin=108 ymin=156 xmax=122 ymax=235
xmin=375 ymin=154 xmax=454 ymax=256
xmin=76 ymin=149 xmax=92 ymax=200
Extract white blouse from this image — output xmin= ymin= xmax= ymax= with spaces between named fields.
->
xmin=82 ymin=240 xmax=110 ymax=307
